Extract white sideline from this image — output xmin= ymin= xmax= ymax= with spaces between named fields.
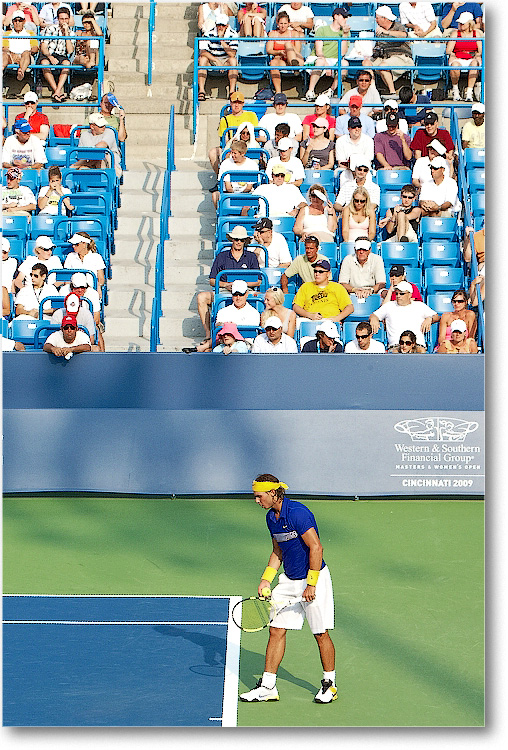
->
xmin=221 ymin=596 xmax=242 ymax=727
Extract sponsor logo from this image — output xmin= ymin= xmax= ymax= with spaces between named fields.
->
xmin=273 ymin=530 xmax=298 ymax=543
xmin=394 ymin=416 xmax=479 ymax=443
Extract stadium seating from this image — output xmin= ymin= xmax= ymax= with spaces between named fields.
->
xmin=347 ymin=293 xmax=382 ymax=321
xmin=379 ymin=241 xmax=419 ymax=268
xmin=424 ymin=267 xmax=464 ymax=294
xmin=421 ymin=241 xmax=461 ymax=268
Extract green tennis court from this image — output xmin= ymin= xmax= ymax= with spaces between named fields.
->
xmin=3 ymin=496 xmax=484 ymax=727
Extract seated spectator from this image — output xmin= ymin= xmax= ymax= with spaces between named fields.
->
xmin=338 ymin=237 xmax=386 ymax=298
xmin=4 ymin=2 xmax=41 ymax=32
xmin=64 ymin=232 xmax=105 ymax=295
xmin=74 ymin=11 xmax=102 ymax=69
xmin=463 ymin=223 xmax=484 ymax=271
xmin=419 ymin=157 xmax=460 ymax=217
xmin=14 ymin=235 xmax=62 ymax=290
xmin=252 ymin=217 xmax=292 ymax=268
xmin=196 ymin=225 xmax=260 ymax=343
xmin=77 ymin=3 xmax=101 ymax=14
xmin=292 ymin=258 xmax=354 ymax=323
xmin=50 ymin=287 xmax=103 ymax=351
xmin=97 ymin=93 xmax=127 ymax=143
xmin=70 ymin=112 xmax=122 ymax=178
xmin=209 ymin=92 xmax=259 ymax=175
xmin=266 ymin=10 xmax=304 ymax=95
xmin=301 ymin=319 xmax=343 ymax=353
xmin=280 ymin=2 xmax=314 ymax=38
xmin=334 ymin=156 xmax=380 ymax=212
xmin=440 ymin=2 xmax=483 ymax=36
xmin=381 ymin=263 xmax=423 ymax=302
xmin=469 ymin=269 xmax=484 ymax=310
xmin=237 ymin=3 xmax=267 ymax=38
xmin=304 ymin=6 xmax=350 ymax=101
xmin=446 ymin=11 xmax=482 ymax=102
xmin=338 ymin=70 xmax=382 ymax=116
xmin=335 ymin=117 xmax=374 ymax=171
xmin=214 ymin=139 xmax=259 ymax=209
xmin=14 ymin=92 xmax=50 ymax=142
xmin=215 ymin=278 xmax=261 ymax=327
xmin=387 ymin=328 xmax=427 ymax=352
xmin=410 ymin=112 xmax=455 ymax=161
xmin=374 ymin=112 xmax=413 ymax=170
xmin=198 ymin=2 xmax=233 ymax=34
xmin=260 ymin=285 xmax=296 ymax=337
xmin=2 ymin=119 xmax=47 ymax=170
xmin=461 ymin=102 xmax=485 ymax=149
xmin=58 ymin=272 xmax=102 ymax=329
xmin=14 ymin=262 xmax=58 ymax=319
xmin=399 ymin=2 xmax=442 ymax=38
xmin=39 ymin=3 xmax=75 ymax=29
xmin=302 ymin=95 xmax=336 ymax=142
xmin=370 ymin=280 xmax=439 ymax=348
xmin=224 ymin=120 xmax=259 ymax=154
xmin=299 ymin=118 xmax=335 ymax=170
xmin=258 ymin=92 xmax=303 ymax=144
xmin=3 ymin=284 xmax=12 ymax=318
xmin=437 ymin=288 xmax=477 ymax=345
xmin=375 ymin=100 xmax=409 ymax=134
xmin=266 ymin=137 xmax=305 ymax=186
xmin=378 ymin=184 xmax=422 ymax=242
xmin=39 ymin=5 xmax=75 ymax=102
xmin=251 ymin=315 xmax=298 ymax=353
xmin=335 ymin=95 xmax=376 ymax=139
xmin=2 ymin=237 xmax=19 ymax=294
xmin=2 ymin=166 xmax=36 ymax=216
xmin=365 ymin=6 xmax=414 ymax=98
xmin=437 ymin=319 xmax=478 ymax=352
xmin=43 ymin=313 xmax=92 ymax=356
xmin=37 ymin=165 xmax=74 ymax=215
xmin=341 ymin=187 xmax=376 ymax=243
xmin=280 ymin=235 xmax=328 ymax=292
xmin=293 ymin=184 xmax=337 ymax=243
xmin=412 ymin=138 xmax=452 ymax=187
xmin=264 ymin=122 xmax=298 ymax=159
xmin=2 ymin=11 xmax=39 ymax=82
xmin=398 ymin=85 xmax=431 ymax=126
xmin=212 ymin=322 xmax=251 ymax=354
xmin=248 ymin=165 xmax=306 ymax=217
xmin=344 ymin=321 xmax=386 ymax=353
xmin=197 ymin=12 xmax=239 ymax=101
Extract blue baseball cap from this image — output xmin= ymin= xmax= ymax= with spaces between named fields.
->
xmin=312 ymin=259 xmax=331 ymax=271
xmin=14 ymin=118 xmax=32 ymax=133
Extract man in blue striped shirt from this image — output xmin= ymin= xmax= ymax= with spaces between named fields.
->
xmin=197 ymin=13 xmax=239 ymax=100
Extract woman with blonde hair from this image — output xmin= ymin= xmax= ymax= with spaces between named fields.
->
xmin=260 ymin=286 xmax=296 ymax=337
xmin=294 ymin=184 xmax=337 ymax=243
xmin=64 ymin=231 xmax=105 ymax=294
xmin=341 ymin=186 xmax=376 ymax=242
xmin=446 ymin=11 xmax=483 ymax=102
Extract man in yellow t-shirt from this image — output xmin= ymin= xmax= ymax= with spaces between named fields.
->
xmin=292 ymin=259 xmax=354 ymax=323
xmin=209 ymin=91 xmax=259 ymax=175
xmin=461 ymin=103 xmax=485 ymax=149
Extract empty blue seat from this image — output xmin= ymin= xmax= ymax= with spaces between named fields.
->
xmin=412 ymin=41 xmax=447 ymax=84
xmin=376 ymin=170 xmax=410 ymax=192
xmin=470 ymin=192 xmax=485 ymax=218
xmin=2 ymin=215 xmax=29 ymax=242
xmin=269 ymin=216 xmax=296 ymax=240
xmin=30 ymin=215 xmax=57 ymax=239
xmin=404 ymin=267 xmax=423 ymax=289
xmin=237 ymin=47 xmax=269 ymax=83
xmin=218 ymin=193 xmax=269 ymax=217
xmin=464 ymin=148 xmax=485 ymax=169
xmin=45 ymin=146 xmax=69 ymax=167
xmin=426 ymin=293 xmax=455 ymax=314
xmin=420 ymin=217 xmax=459 ymax=242
xmin=379 ymin=193 xmax=402 ymax=216
xmin=421 ymin=241 xmax=460 ymax=268
xmin=8 ymin=319 xmax=54 ymax=348
xmin=424 ymin=267 xmax=464 ymax=294
xmin=379 ymin=241 xmax=419 ymax=268
xmin=4 ymin=237 xmax=25 ymax=261
xmin=466 ymin=169 xmax=485 ymax=193
xmin=347 ymin=293 xmax=382 ymax=321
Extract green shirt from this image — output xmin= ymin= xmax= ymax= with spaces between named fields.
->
xmin=315 ymin=25 xmax=343 ymax=59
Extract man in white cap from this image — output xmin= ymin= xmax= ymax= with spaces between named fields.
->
xmin=301 ymin=319 xmax=343 ymax=353
xmin=411 ymin=137 xmax=452 ymax=187
xmin=418 ymin=157 xmax=459 ymax=217
xmin=304 ymin=6 xmax=351 ymax=101
xmin=39 ymin=5 xmax=74 ymax=101
xmin=334 ymin=156 xmax=380 ymax=212
xmin=338 ymin=237 xmax=386 ymax=298
xmin=71 ymin=111 xmax=122 ymax=177
xmin=266 ymin=137 xmax=305 ymax=186
xmin=364 ymin=5 xmax=414 ymax=98
xmin=14 ymin=235 xmax=62 ymax=290
xmin=344 ymin=321 xmax=386 ymax=353
xmin=248 ymin=166 xmax=306 ymax=218
xmin=375 ymin=99 xmax=408 ymax=134
xmin=2 ymin=12 xmax=39 ymax=81
xmin=251 ymin=316 xmax=297 ymax=353
xmin=399 ymin=2 xmax=442 ymax=38
xmin=14 ymin=92 xmax=50 ymax=142
xmin=461 ymin=102 xmax=485 ymax=149
xmin=370 ymin=280 xmax=439 ymax=348
xmin=197 ymin=12 xmax=239 ymax=100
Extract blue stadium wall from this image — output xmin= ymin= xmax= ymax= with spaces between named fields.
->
xmin=3 ymin=353 xmax=484 ymax=497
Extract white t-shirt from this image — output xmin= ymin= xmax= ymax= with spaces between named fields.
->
xmin=373 ymin=299 xmax=437 ymax=347
xmin=251 ymin=332 xmax=298 ymax=353
xmin=344 ymin=338 xmax=386 ymax=353
xmin=59 ymin=283 xmax=101 ymax=314
xmin=215 ymin=301 xmax=261 ymax=327
xmin=15 ymin=282 xmax=59 ymax=318
xmin=258 ymin=112 xmax=303 ymax=140
xmin=280 ymin=3 xmax=314 ymax=23
xmin=335 ymin=176 xmax=380 ymax=207
xmin=338 ymin=86 xmax=383 ymax=116
xmin=2 ymin=257 xmax=19 ymax=291
xmin=262 ymin=231 xmax=292 ymax=268
xmin=335 ymin=133 xmax=374 ymax=166
xmin=2 ymin=185 xmax=37 ymax=208
xmin=39 ymin=3 xmax=72 ymax=25
xmin=399 ymin=2 xmax=436 ymax=33
xmin=266 ymin=155 xmax=305 ymax=183
xmin=37 ymin=185 xmax=72 ymax=215
xmin=64 ymin=251 xmax=106 ymax=277
xmin=252 ymin=183 xmax=305 ymax=217
xmin=419 ymin=176 xmax=459 ymax=212
xmin=18 ymin=254 xmax=62 ymax=282
xmin=45 ymin=329 xmax=91 ymax=349
xmin=2 ymin=135 xmax=47 ymax=167
xmin=376 ymin=117 xmax=409 ymax=134
xmin=412 ymin=155 xmax=451 ymax=184
xmin=218 ymin=156 xmax=259 ymax=192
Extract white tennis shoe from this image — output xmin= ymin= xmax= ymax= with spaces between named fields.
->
xmin=239 ymin=679 xmax=279 ymax=702
xmin=314 ymin=679 xmax=337 ymax=704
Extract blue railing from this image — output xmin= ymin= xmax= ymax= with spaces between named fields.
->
xmin=147 ymin=0 xmax=156 ymax=93
xmin=150 ymin=105 xmax=175 ymax=351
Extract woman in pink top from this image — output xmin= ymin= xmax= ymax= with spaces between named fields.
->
xmin=302 ymin=97 xmax=336 ymax=142
xmin=437 ymin=288 xmax=477 ymax=345
xmin=237 ymin=3 xmax=267 ymax=38
xmin=341 ymin=187 xmax=376 ymax=242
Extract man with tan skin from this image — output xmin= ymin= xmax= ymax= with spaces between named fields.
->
xmin=2 ymin=12 xmax=39 ymax=81
xmin=39 ymin=5 xmax=75 ymax=102
xmin=293 ymin=258 xmax=354 ymax=324
xmin=43 ymin=314 xmax=92 ymax=357
xmin=2 ymin=120 xmax=47 ymax=170
xmin=370 ymin=280 xmax=439 ymax=348
xmin=339 ymin=237 xmax=386 ymax=298
xmin=197 ymin=13 xmax=239 ymax=101
xmin=280 ymin=235 xmax=327 ymax=293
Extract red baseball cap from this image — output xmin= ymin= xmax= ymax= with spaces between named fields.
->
xmin=61 ymin=314 xmax=77 ymax=328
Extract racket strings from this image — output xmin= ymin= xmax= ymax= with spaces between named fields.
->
xmin=241 ymin=598 xmax=271 ymax=631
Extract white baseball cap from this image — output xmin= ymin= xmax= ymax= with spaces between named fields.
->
xmin=316 ymin=320 xmax=339 ymax=340
xmin=384 ymin=99 xmax=399 ymax=110
xmin=429 ymin=156 xmax=447 ymax=170
xmin=2 ymin=237 xmax=11 ymax=252
xmin=215 ymin=12 xmax=229 ymax=25
xmin=89 ymin=112 xmax=108 ymax=127
xmin=395 ymin=281 xmax=413 ymax=293
xmin=71 ymin=272 xmax=89 ymax=287
xmin=375 ymin=5 xmax=396 ymax=21
xmin=24 ymin=91 xmax=38 ymax=103
xmin=457 ymin=11 xmax=475 ymax=24
xmin=276 ymin=137 xmax=293 ymax=151
xmin=450 ymin=319 xmax=467 ymax=333
xmin=315 ymin=94 xmax=330 ymax=106
xmin=354 ymin=239 xmax=371 ymax=252
xmin=471 ymin=102 xmax=485 ymax=113
xmin=428 ymin=139 xmax=446 ymax=156
xmin=35 ymin=235 xmax=55 ymax=250
xmin=264 ymin=316 xmax=282 ymax=329
xmin=231 ymin=279 xmax=248 ymax=294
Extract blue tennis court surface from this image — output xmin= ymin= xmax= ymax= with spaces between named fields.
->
xmin=3 ymin=595 xmax=240 ymax=727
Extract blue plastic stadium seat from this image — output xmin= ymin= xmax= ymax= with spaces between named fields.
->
xmin=466 ymin=170 xmax=485 ymax=193
xmin=412 ymin=41 xmax=447 ymax=84
xmin=45 ymin=147 xmax=69 ymax=167
xmin=404 ymin=267 xmax=423 ymax=289
xmin=217 ymin=193 xmax=269 ymax=217
xmin=470 ymin=192 xmax=485 ymax=218
xmin=464 ymin=148 xmax=485 ymax=169
xmin=347 ymin=293 xmax=382 ymax=321
xmin=3 ymin=215 xmax=30 ymax=242
xmin=424 ymin=267 xmax=464 ymax=294
xmin=376 ymin=170 xmax=410 ymax=192
xmin=421 ymin=241 xmax=460 ymax=268
xmin=4 ymin=237 xmax=25 ymax=261
xmin=379 ymin=193 xmax=402 ymax=216
xmin=420 ymin=217 xmax=459 ymax=242
xmin=426 ymin=293 xmax=455 ymax=314
xmin=379 ymin=241 xmax=419 ymax=268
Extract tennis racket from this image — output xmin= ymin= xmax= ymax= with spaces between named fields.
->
xmin=231 ymin=595 xmax=304 ymax=632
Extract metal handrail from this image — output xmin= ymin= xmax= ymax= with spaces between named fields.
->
xmin=147 ymin=0 xmax=156 ymax=95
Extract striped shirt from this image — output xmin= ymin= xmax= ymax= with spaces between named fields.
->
xmin=203 ymin=26 xmax=239 ymax=58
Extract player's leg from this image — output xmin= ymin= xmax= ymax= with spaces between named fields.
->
xmin=313 ymin=629 xmax=337 ymax=703
xmin=239 ymin=626 xmax=285 ymax=702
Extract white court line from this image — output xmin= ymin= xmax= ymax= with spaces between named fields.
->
xmin=221 ymin=596 xmax=242 ymax=728
xmin=4 ymin=620 xmax=228 ymax=626
xmin=3 ymin=594 xmax=230 ymax=598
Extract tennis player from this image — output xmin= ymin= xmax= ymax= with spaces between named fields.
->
xmin=239 ymin=473 xmax=336 ymax=704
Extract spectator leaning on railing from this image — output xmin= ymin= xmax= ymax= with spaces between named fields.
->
xmin=43 ymin=313 xmax=92 ymax=357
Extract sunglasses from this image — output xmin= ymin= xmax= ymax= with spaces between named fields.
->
xmin=400 ymin=339 xmax=413 ymax=345
xmin=265 ymin=326 xmax=279 ymax=332
xmin=313 ymin=268 xmax=327 ymax=273
xmin=232 ymin=291 xmax=247 ymax=296
xmin=273 ymin=173 xmax=285 ymax=177
xmin=356 ymin=333 xmax=370 ymax=340
xmin=356 ymin=167 xmax=369 ymax=172
xmin=401 ymin=194 xmax=414 ymax=199
xmin=354 ymin=198 xmax=367 ymax=203
xmin=452 ymin=298 xmax=466 ymax=303
xmin=395 ymin=290 xmax=409 ymax=295
xmin=62 ymin=325 xmax=77 ymax=330
xmin=313 ymin=124 xmax=325 ymax=128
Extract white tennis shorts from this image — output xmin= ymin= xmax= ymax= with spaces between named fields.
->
xmin=270 ymin=565 xmax=334 ymax=634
